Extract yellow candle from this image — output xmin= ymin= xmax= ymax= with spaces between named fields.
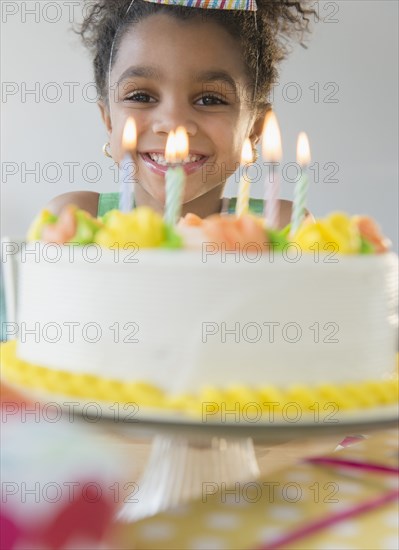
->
xmin=236 ymin=138 xmax=254 ymax=217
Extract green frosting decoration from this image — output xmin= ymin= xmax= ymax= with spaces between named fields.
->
xmin=71 ymin=211 xmax=102 ymax=245
xmin=359 ymin=236 xmax=375 ymax=254
xmin=162 ymin=225 xmax=183 ymax=249
xmin=267 ymin=226 xmax=290 ymax=252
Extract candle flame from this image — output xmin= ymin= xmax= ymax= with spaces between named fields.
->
xmin=165 ymin=131 xmax=176 ymax=163
xmin=165 ymin=127 xmax=189 ymax=163
xmin=122 ymin=117 xmax=137 ymax=152
xmin=175 ymin=126 xmax=189 ymax=162
xmin=297 ymin=132 xmax=311 ymax=166
xmin=241 ymin=138 xmax=254 ymax=164
xmin=261 ymin=111 xmax=282 ymax=162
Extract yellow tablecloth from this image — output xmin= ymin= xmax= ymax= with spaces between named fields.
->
xmin=115 ymin=429 xmax=399 ymax=550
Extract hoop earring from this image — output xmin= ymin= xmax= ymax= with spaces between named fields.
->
xmin=102 ymin=142 xmax=112 ymax=159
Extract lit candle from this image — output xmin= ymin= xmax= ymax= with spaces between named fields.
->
xmin=290 ymin=132 xmax=311 ymax=235
xmin=236 ymin=138 xmax=254 ymax=217
xmin=164 ymin=126 xmax=189 ymax=225
xmin=119 ymin=117 xmax=137 ymax=212
xmin=262 ymin=111 xmax=282 ymax=229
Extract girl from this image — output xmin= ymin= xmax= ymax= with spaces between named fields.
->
xmin=48 ymin=0 xmax=314 ymax=226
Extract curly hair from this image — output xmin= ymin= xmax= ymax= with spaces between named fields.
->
xmin=76 ymin=0 xmax=316 ymax=112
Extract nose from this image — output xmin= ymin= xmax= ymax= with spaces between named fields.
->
xmin=152 ymin=102 xmax=198 ymax=137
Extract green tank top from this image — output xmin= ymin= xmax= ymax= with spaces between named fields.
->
xmin=97 ymin=192 xmax=264 ymax=217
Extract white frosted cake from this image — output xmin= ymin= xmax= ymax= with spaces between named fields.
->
xmin=2 ymin=207 xmax=398 ymax=416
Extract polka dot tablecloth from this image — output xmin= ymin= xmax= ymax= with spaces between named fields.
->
xmin=115 ymin=430 xmax=399 ymax=549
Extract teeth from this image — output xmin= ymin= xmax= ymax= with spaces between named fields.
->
xmin=147 ymin=153 xmax=203 ymax=165
xmin=148 ymin=153 xmax=168 ymax=166
xmin=184 ymin=154 xmax=203 ymax=164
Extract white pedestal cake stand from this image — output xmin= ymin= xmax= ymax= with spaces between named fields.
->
xmin=117 ymin=434 xmax=260 ymax=522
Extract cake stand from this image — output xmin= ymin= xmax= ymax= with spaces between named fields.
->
xmin=91 ymin=402 xmax=398 ymax=522
xmin=116 ymin=433 xmax=260 ymax=521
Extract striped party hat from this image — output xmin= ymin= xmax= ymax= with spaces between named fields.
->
xmin=143 ymin=0 xmax=257 ymax=11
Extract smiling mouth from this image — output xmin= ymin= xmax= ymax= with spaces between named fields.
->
xmin=143 ymin=152 xmax=206 ymax=165
xmin=139 ymin=152 xmax=209 ymax=175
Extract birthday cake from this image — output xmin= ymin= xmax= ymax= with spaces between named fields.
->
xmin=1 ymin=205 xmax=398 ymax=417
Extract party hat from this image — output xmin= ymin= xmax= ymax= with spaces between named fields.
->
xmin=144 ymin=0 xmax=257 ymax=11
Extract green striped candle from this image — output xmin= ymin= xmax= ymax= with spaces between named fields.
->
xmin=165 ymin=165 xmax=185 ymax=225
xmin=164 ymin=127 xmax=188 ymax=225
xmin=291 ymin=132 xmax=311 ymax=235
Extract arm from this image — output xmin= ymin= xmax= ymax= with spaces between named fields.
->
xmin=46 ymin=191 xmax=100 ymax=217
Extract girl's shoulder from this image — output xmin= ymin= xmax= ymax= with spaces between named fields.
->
xmin=46 ymin=191 xmax=100 ymax=217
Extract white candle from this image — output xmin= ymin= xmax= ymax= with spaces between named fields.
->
xmin=119 ymin=117 xmax=137 ymax=212
xmin=236 ymin=138 xmax=254 ymax=217
xmin=291 ymin=132 xmax=311 ymax=235
xmin=262 ymin=112 xmax=282 ymax=229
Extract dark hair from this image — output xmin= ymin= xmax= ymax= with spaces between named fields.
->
xmin=76 ymin=0 xmax=315 ymax=112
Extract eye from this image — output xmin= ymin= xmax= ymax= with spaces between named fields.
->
xmin=124 ymin=91 xmax=156 ymax=103
xmin=196 ymin=94 xmax=227 ymax=106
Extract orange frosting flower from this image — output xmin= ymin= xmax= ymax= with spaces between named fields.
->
xmin=354 ymin=216 xmax=390 ymax=253
xmin=202 ymin=214 xmax=268 ymax=251
xmin=178 ymin=213 xmax=204 ymax=227
xmin=42 ymin=205 xmax=77 ymax=244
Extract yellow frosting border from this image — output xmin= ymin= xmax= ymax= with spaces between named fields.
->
xmin=1 ymin=341 xmax=398 ymax=417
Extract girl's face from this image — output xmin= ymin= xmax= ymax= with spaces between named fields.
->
xmin=100 ymin=13 xmax=263 ymax=210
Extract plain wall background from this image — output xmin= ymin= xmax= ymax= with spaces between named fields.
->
xmin=1 ymin=0 xmax=398 ymax=250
